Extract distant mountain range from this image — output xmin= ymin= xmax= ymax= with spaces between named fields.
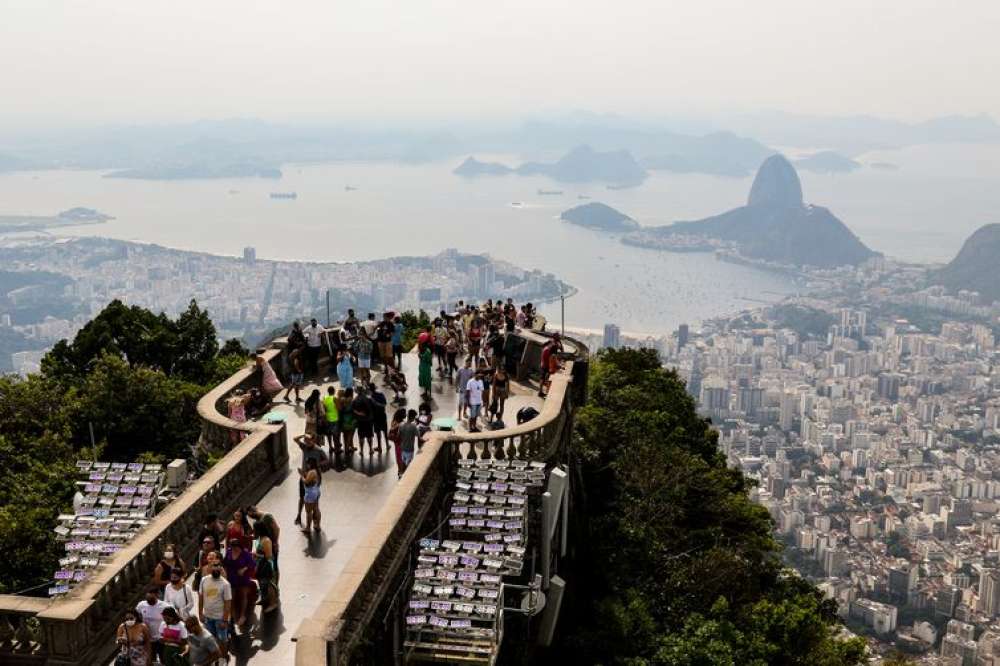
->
xmin=726 ymin=111 xmax=1000 ymax=155
xmin=453 ymin=157 xmax=513 ymax=177
xmin=510 ymin=120 xmax=774 ymax=176
xmin=0 ymin=116 xmax=773 ymax=179
xmin=105 ymin=162 xmax=282 ymax=180
xmin=455 ymin=145 xmax=647 ymax=186
xmin=931 ymin=224 xmax=1000 ymax=301
xmin=0 ymin=111 xmax=996 ymax=181
xmin=626 ymin=155 xmax=876 ymax=268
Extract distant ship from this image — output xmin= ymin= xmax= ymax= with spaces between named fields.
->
xmin=345 ymin=186 xmax=357 ymax=191
xmin=510 ymin=202 xmax=524 ymax=207
xmin=269 ymin=192 xmax=297 ymax=199
xmin=537 ymin=189 xmax=564 ymax=196
xmin=606 ymin=184 xmax=629 ymax=191
xmin=228 ymin=189 xmax=240 ymax=195
xmin=577 ymin=194 xmax=591 ymax=200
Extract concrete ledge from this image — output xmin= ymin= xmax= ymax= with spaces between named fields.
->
xmin=292 ymin=368 xmax=577 ymax=663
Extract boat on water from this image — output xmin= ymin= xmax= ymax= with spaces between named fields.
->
xmin=345 ymin=186 xmax=357 ymax=191
xmin=577 ymin=194 xmax=591 ymax=200
xmin=537 ymin=189 xmax=564 ymax=196
xmin=510 ymin=202 xmax=524 ymax=207
xmin=269 ymin=192 xmax=297 ymax=199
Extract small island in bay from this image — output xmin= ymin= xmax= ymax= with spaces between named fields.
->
xmin=453 ymin=157 xmax=513 ymax=176
xmin=793 ymin=150 xmax=861 ymax=174
xmin=0 ymin=207 xmax=114 ymax=233
xmin=560 ymin=202 xmax=639 ymax=232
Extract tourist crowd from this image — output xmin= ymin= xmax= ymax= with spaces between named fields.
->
xmin=117 ymin=506 xmax=279 ymax=665
xmin=117 ymin=301 xmax=564 ymax=664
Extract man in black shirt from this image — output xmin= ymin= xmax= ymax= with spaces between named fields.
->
xmin=352 ymin=387 xmax=376 ymax=457
xmin=376 ymin=313 xmax=395 ymax=370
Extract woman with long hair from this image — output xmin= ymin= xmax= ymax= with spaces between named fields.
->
xmin=388 ymin=407 xmax=407 ymax=479
xmin=490 ymin=365 xmax=510 ymax=420
xmin=302 ymin=389 xmax=322 ymax=442
xmin=336 ymin=347 xmax=354 ymax=390
xmin=116 ymin=609 xmax=152 ymax=666
xmin=301 ymin=458 xmax=322 ymax=533
xmin=418 ymin=343 xmax=433 ymax=399
xmin=255 ymin=355 xmax=284 ymax=399
xmin=225 ymin=508 xmax=254 ymax=553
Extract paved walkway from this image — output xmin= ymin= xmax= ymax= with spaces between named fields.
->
xmin=228 ymin=353 xmax=542 ymax=665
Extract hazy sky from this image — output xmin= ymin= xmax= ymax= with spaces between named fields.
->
xmin=3 ymin=0 xmax=999 ymax=128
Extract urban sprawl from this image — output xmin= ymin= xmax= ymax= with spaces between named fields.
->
xmin=0 ymin=237 xmax=567 ymax=375
xmin=600 ymin=257 xmax=1000 ymax=664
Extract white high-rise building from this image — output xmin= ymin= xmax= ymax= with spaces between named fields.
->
xmin=603 ymin=323 xmax=621 ymax=349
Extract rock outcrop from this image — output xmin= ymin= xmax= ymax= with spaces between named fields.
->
xmin=931 ymin=224 xmax=1000 ymax=301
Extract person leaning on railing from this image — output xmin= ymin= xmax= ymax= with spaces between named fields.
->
xmin=538 ymin=332 xmax=564 ymax=397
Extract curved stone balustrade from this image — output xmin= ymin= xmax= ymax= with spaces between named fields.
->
xmin=293 ymin=354 xmax=582 ymax=665
xmin=196 ymin=347 xmax=281 ymax=451
xmin=0 ymin=328 xmax=583 ymax=665
xmin=0 ymin=598 xmax=49 ymax=662
xmin=0 ymin=345 xmax=293 ymax=665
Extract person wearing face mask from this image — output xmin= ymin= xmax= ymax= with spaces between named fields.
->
xmin=116 ymin=609 xmax=152 ymax=666
xmin=163 ymin=567 xmax=195 ymax=620
xmin=135 ymin=586 xmax=171 ymax=663
xmin=152 ymin=543 xmax=187 ymax=593
xmin=198 ymin=561 xmax=232 ymax=661
xmin=159 ymin=606 xmax=189 ymax=666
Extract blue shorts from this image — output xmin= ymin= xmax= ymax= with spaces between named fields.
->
xmin=205 ymin=617 xmax=229 ymax=644
xmin=401 ymin=450 xmax=414 ymax=466
xmin=469 ymin=404 xmax=482 ymax=419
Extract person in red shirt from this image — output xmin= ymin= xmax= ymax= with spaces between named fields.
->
xmin=538 ymin=333 xmax=564 ymax=397
xmin=417 ymin=325 xmax=432 ymax=351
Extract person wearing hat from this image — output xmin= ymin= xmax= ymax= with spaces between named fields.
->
xmin=222 ymin=538 xmax=255 ymax=629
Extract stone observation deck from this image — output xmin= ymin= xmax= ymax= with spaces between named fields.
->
xmin=0 ymin=326 xmax=587 ymax=666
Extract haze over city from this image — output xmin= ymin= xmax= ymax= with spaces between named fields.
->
xmin=3 ymin=1 xmax=1000 ymax=128
xmin=5 ymin=3 xmax=1000 ymax=665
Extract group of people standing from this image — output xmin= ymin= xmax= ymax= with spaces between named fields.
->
xmin=117 ymin=508 xmax=280 ymax=665
xmin=117 ymin=301 xmax=565 ymax=664
xmin=413 ymin=300 xmax=556 ymax=431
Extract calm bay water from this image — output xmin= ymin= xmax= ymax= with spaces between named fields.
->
xmin=2 ymin=142 xmax=998 ymax=334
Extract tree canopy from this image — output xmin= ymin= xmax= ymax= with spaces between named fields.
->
xmin=0 ymin=300 xmax=249 ymax=593
xmin=42 ymin=299 xmax=219 ymax=383
xmin=552 ymin=348 xmax=865 ymax=665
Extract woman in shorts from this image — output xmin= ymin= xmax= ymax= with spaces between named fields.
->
xmin=301 ymin=459 xmax=322 ymax=533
